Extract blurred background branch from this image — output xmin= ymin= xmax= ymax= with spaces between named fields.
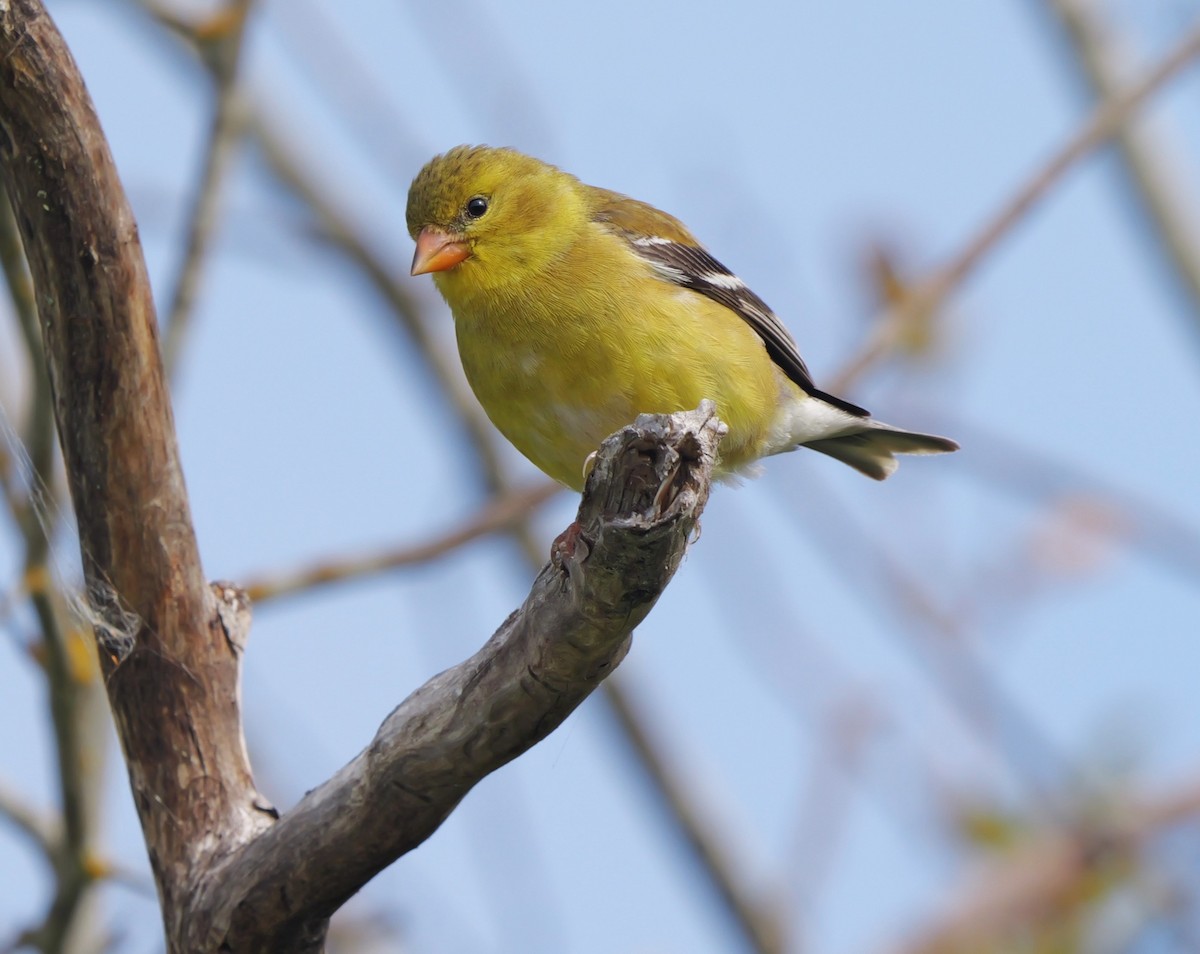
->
xmin=832 ymin=16 xmax=1200 ymax=392
xmin=159 ymin=0 xmax=256 ymax=380
xmin=1032 ymin=0 xmax=1200 ymax=348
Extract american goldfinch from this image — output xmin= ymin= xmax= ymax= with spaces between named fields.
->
xmin=406 ymin=145 xmax=957 ymax=490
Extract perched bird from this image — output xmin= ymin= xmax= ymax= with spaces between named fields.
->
xmin=406 ymin=145 xmax=957 ymax=490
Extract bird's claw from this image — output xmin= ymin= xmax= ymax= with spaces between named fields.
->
xmin=581 ymin=450 xmax=598 ymax=484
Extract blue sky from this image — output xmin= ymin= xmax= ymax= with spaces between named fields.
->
xmin=3 ymin=1 xmax=1200 ymax=952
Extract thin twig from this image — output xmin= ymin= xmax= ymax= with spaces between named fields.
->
xmin=161 ymin=1 xmax=256 ymax=380
xmin=0 ymin=193 xmax=55 ymax=545
xmin=1036 ymin=0 xmax=1200 ymax=346
xmin=139 ymin=0 xmax=549 ymax=568
xmin=604 ymin=679 xmax=786 ymax=954
xmin=269 ymin=0 xmax=428 ymax=173
xmin=784 ymin=701 xmax=876 ymax=927
xmin=832 ymin=20 xmax=1200 ymax=392
xmin=22 ymin=590 xmax=93 ymax=954
xmin=0 ymin=777 xmax=59 ymax=856
xmin=243 ymin=479 xmax=561 ymax=604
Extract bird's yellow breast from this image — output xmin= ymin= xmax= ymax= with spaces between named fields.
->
xmin=439 ymin=227 xmax=789 ymax=489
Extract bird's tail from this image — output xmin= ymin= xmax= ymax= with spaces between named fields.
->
xmin=805 ymin=422 xmax=958 ymax=480
xmin=775 ymin=386 xmax=958 ymax=479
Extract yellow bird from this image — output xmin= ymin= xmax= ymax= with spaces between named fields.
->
xmin=406 ymin=146 xmax=957 ymax=490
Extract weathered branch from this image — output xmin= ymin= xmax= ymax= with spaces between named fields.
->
xmin=0 ymin=0 xmax=270 ymax=948
xmin=197 ymin=404 xmax=723 ymax=950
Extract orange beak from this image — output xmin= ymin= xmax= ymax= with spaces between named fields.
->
xmin=411 ymin=227 xmax=471 ymax=275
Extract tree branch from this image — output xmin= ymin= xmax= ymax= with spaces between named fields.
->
xmin=197 ymin=404 xmax=722 ymax=950
xmin=0 ymin=2 xmax=271 ymax=949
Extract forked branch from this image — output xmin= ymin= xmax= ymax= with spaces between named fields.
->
xmin=0 ymin=4 xmax=720 ymax=950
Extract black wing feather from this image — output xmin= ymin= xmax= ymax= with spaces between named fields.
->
xmin=621 ymin=235 xmax=868 ymax=418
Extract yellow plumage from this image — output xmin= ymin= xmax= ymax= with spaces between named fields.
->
xmin=406 ymin=145 xmax=956 ymax=490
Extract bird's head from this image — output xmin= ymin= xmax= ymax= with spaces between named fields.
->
xmin=406 ymin=145 xmax=588 ymax=296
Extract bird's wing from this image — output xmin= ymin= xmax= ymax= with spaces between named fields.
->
xmin=590 ymin=188 xmax=867 ymax=417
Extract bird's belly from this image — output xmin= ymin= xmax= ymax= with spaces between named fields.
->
xmin=460 ymin=343 xmax=637 ymax=489
xmin=454 ymin=295 xmax=784 ymax=489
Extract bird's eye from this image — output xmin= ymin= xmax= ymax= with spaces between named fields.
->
xmin=465 ymin=196 xmax=489 ymax=219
